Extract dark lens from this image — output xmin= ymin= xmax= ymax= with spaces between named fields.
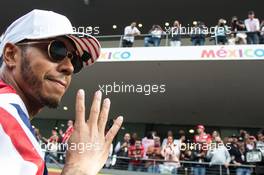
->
xmin=49 ymin=40 xmax=67 ymax=61
xmin=71 ymin=54 xmax=83 ymax=73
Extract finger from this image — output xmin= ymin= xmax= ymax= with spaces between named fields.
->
xmin=74 ymin=89 xmax=86 ymax=128
xmin=87 ymin=90 xmax=102 ymax=130
xmin=105 ymin=116 xmax=123 ymax=145
xmin=98 ymin=98 xmax=111 ymax=136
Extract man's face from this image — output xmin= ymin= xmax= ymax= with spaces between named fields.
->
xmin=14 ymin=37 xmax=74 ymax=108
xmin=248 ymin=14 xmax=254 ymax=19
xmin=168 ymin=136 xmax=173 ymax=144
xmin=131 ymin=22 xmax=136 ymax=28
xmin=135 ymin=140 xmax=141 ymax=148
xmin=68 ymin=120 xmax=73 ymax=127
xmin=124 ymin=133 xmax=130 ymax=142
xmin=197 ymin=128 xmax=203 ymax=134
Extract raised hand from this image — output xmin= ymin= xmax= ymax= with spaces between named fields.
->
xmin=61 ymin=89 xmax=123 ymax=175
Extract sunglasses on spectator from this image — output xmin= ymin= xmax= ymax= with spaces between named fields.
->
xmin=17 ymin=40 xmax=83 ymax=73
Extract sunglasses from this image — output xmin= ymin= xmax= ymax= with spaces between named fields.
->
xmin=17 ymin=40 xmax=84 ymax=73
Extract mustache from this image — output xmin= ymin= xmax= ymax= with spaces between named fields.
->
xmin=44 ymin=74 xmax=67 ymax=80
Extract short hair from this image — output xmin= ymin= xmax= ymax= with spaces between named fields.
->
xmin=248 ymin=11 xmax=255 ymax=15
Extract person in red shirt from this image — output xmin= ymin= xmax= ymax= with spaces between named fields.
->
xmin=62 ymin=120 xmax=74 ymax=143
xmin=193 ymin=125 xmax=212 ymax=175
xmin=194 ymin=125 xmax=212 ymax=145
xmin=128 ymin=139 xmax=144 ymax=172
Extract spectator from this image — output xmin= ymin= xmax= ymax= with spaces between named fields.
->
xmin=130 ymin=132 xmax=138 ymax=146
xmin=214 ymin=19 xmax=229 ymax=45
xmin=34 ymin=127 xmax=43 ymax=144
xmin=161 ymin=135 xmax=180 ymax=174
xmin=256 ymin=129 xmax=264 ymax=175
xmin=49 ymin=128 xmax=59 ymax=143
xmin=194 ymin=125 xmax=212 ymax=145
xmin=122 ymin=22 xmax=141 ymax=47
xmin=190 ymin=21 xmax=206 ymax=46
xmin=229 ymin=16 xmax=247 ymax=44
xmin=259 ymin=20 xmax=264 ymax=44
xmin=57 ymin=128 xmax=65 ymax=163
xmin=170 ymin=20 xmax=182 ymax=46
xmin=142 ymin=131 xmax=155 ymax=158
xmin=207 ymin=136 xmax=231 ymax=175
xmin=244 ymin=11 xmax=260 ymax=44
xmin=177 ymin=130 xmax=186 ymax=160
xmin=192 ymin=147 xmax=207 ymax=175
xmin=128 ymin=139 xmax=144 ymax=172
xmin=62 ymin=120 xmax=74 ymax=143
xmin=144 ymin=25 xmax=165 ymax=47
xmin=229 ymin=136 xmax=252 ymax=175
xmin=145 ymin=137 xmax=163 ymax=173
xmin=114 ymin=133 xmax=131 ymax=170
xmin=44 ymin=128 xmax=59 ymax=163
xmin=192 ymin=125 xmax=212 ymax=175
xmin=162 ymin=130 xmax=178 ymax=147
xmin=256 ymin=130 xmax=264 ymax=154
xmin=212 ymin=131 xmax=220 ymax=142
xmin=245 ymin=136 xmax=256 ymax=150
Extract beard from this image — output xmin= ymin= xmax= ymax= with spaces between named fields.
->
xmin=20 ymin=54 xmax=60 ymax=108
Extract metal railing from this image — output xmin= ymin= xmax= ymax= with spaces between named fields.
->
xmin=93 ymin=31 xmax=262 ymax=48
xmin=43 ymin=150 xmax=256 ymax=175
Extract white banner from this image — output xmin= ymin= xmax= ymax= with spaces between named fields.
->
xmin=98 ymin=45 xmax=264 ymax=62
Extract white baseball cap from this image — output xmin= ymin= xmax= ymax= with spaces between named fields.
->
xmin=0 ymin=9 xmax=101 ymax=71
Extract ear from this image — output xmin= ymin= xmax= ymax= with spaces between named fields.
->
xmin=2 ymin=43 xmax=21 ymax=69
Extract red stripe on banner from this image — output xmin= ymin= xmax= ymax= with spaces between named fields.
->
xmin=0 ymin=107 xmax=44 ymax=175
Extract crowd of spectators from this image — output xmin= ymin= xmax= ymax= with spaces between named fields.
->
xmin=34 ymin=121 xmax=264 ymax=175
xmin=121 ymin=11 xmax=264 ymax=47
xmin=112 ymin=125 xmax=264 ymax=175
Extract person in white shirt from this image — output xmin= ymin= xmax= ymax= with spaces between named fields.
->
xmin=144 ymin=25 xmax=165 ymax=47
xmin=170 ymin=20 xmax=182 ymax=46
xmin=214 ymin=19 xmax=229 ymax=45
xmin=122 ymin=22 xmax=141 ymax=47
xmin=244 ymin=11 xmax=260 ymax=44
xmin=207 ymin=136 xmax=231 ymax=175
xmin=161 ymin=136 xmax=181 ymax=174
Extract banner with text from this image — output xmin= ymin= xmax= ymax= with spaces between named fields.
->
xmin=98 ymin=45 xmax=264 ymax=62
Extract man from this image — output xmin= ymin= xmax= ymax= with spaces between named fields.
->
xmin=229 ymin=137 xmax=252 ymax=175
xmin=122 ymin=22 xmax=141 ymax=47
xmin=194 ymin=125 xmax=212 ymax=144
xmin=128 ymin=139 xmax=144 ymax=171
xmin=62 ymin=120 xmax=74 ymax=143
xmin=193 ymin=125 xmax=211 ymax=175
xmin=206 ymin=136 xmax=231 ymax=175
xmin=114 ymin=133 xmax=131 ymax=170
xmin=161 ymin=135 xmax=180 ymax=174
xmin=0 ymin=9 xmax=123 ymax=175
xmin=145 ymin=136 xmax=162 ymax=173
xmin=244 ymin=11 xmax=260 ymax=44
xmin=256 ymin=130 xmax=264 ymax=175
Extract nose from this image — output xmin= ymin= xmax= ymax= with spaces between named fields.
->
xmin=57 ymin=57 xmax=74 ymax=75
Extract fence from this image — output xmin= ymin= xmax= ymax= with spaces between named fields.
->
xmin=43 ymin=150 xmax=257 ymax=175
